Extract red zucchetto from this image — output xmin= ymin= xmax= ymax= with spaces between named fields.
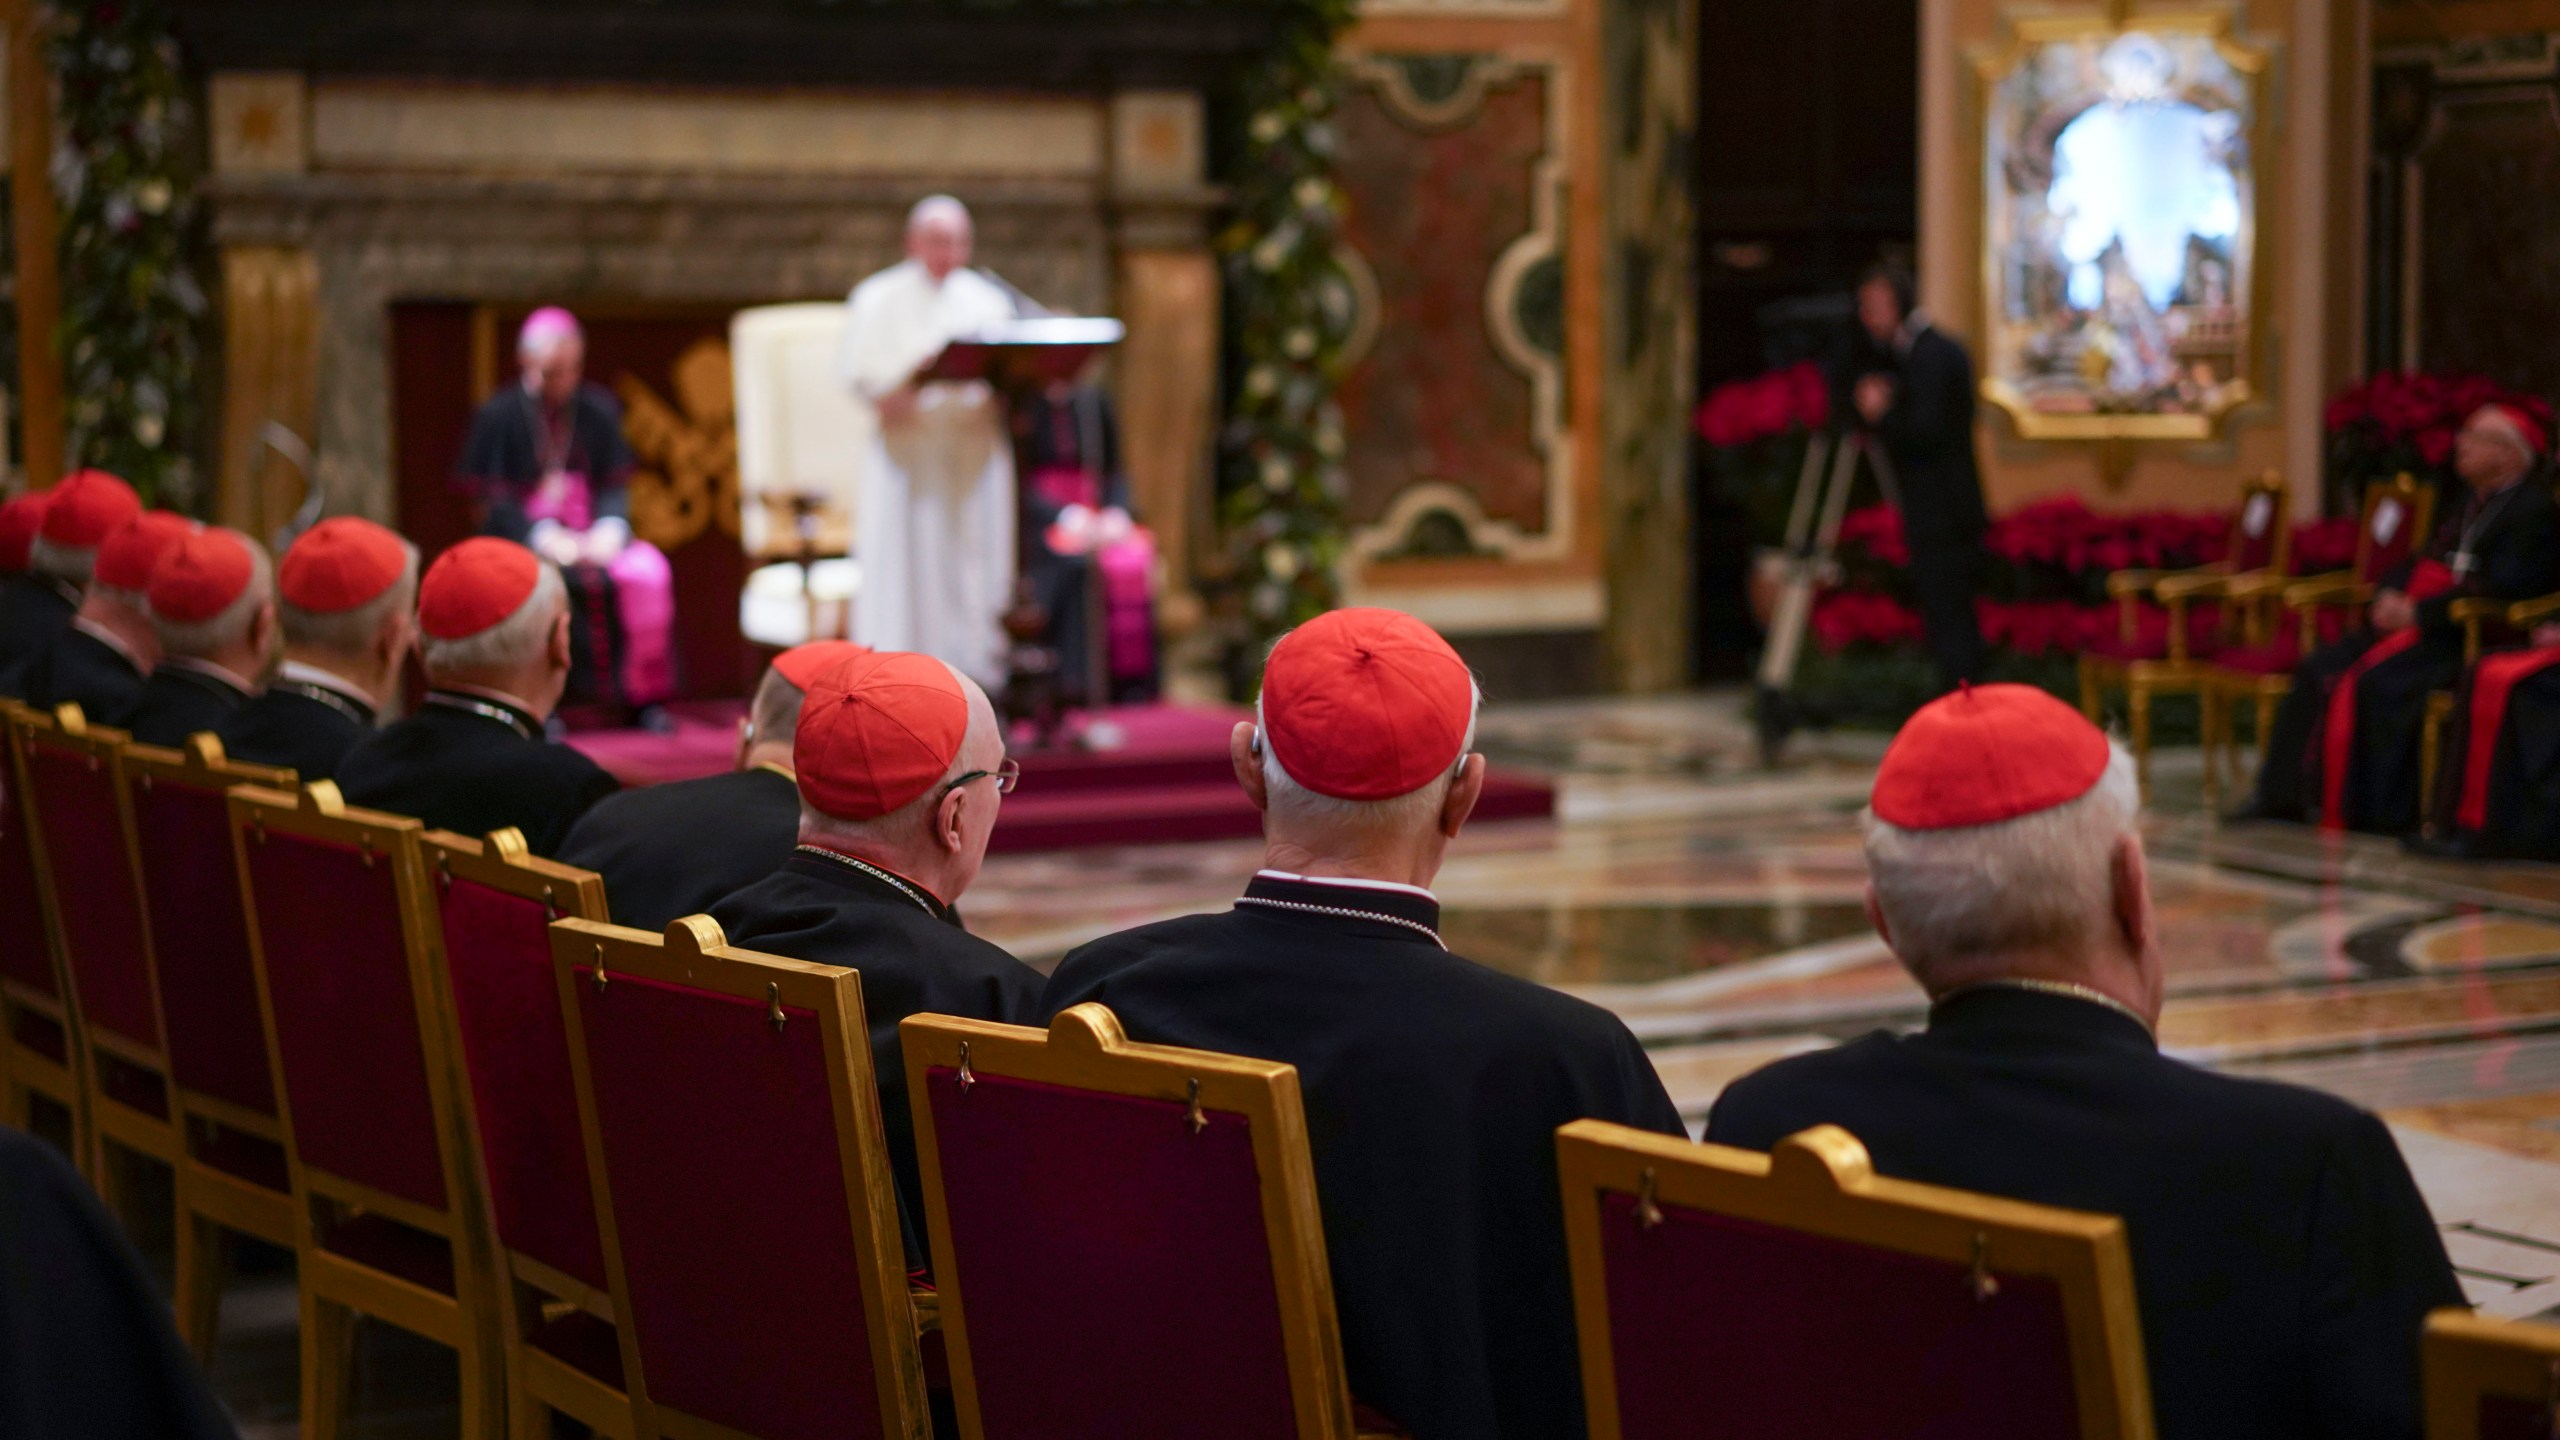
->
xmin=419 ymin=537 xmax=542 ymax=640
xmin=149 ymin=528 xmax=260 ymax=625
xmin=2477 ymin=403 xmax=2549 ymax=458
xmin=1870 ymin=683 xmax=2113 ymax=830
xmin=772 ymin=639 xmax=872 ymax=691
xmin=1 ymin=492 xmax=54 ymax=572
xmin=282 ymin=517 xmax=410 ymax=614
xmin=39 ymin=469 xmax=142 ymax=549
xmin=795 ymin=649 xmax=969 ymax=820
xmin=1260 ymin=607 xmax=1475 ymax=801
xmin=92 ymin=512 xmax=201 ymax=592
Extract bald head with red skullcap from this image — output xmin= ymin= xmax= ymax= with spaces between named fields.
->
xmin=148 ymin=525 xmax=279 ymax=683
xmin=792 ymin=646 xmax=1007 ymax=906
xmin=278 ymin=517 xmax=421 ymax=709
xmin=1862 ymin=683 xmax=2160 ymax=1026
xmin=2458 ymin=403 xmax=2548 ymax=491
xmin=416 ymin=536 xmax=575 ymax=723
xmin=29 ymin=470 xmax=141 ymax=587
xmin=1236 ymin=607 xmax=1488 ymax=891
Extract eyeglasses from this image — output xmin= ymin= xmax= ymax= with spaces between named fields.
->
xmin=938 ymin=757 xmax=1021 ymax=800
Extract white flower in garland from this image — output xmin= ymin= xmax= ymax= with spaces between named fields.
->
xmin=1251 ymin=110 xmax=1289 ymax=146
xmin=1293 ymin=177 xmax=1331 ymax=211
xmin=1245 ymin=365 xmax=1281 ymax=400
xmin=133 ymin=412 xmax=163 ymax=447
xmin=134 ymin=179 xmax=172 ymax=215
xmin=1260 ymin=453 xmax=1293 ymax=492
xmin=1262 ymin=543 xmax=1304 ymax=582
xmin=1283 ymin=328 xmax=1317 ymax=360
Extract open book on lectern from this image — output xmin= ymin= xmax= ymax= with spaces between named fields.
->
xmin=912 ymin=316 xmax=1126 ymax=389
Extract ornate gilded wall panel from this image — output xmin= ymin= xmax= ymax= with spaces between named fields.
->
xmin=1334 ymin=54 xmax=1568 ymax=566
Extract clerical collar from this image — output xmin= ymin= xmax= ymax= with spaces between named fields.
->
xmin=163 ymin=656 xmax=255 ymax=699
xmin=423 ymin=688 xmax=538 ymax=741
xmin=71 ymin=616 xmax=144 ymax=673
xmin=1895 ymin=308 xmax=1933 ymax=356
xmin=792 ymin=844 xmax=952 ymax=921
xmin=749 ymin=760 xmax=797 ymax=783
xmin=1931 ymin=978 xmax=2156 ymax=1044
xmin=275 ymin=661 xmax=377 ymax=727
xmin=1235 ymin=872 xmax=1446 ymax=950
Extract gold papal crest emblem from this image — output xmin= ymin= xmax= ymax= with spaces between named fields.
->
xmin=617 ymin=338 xmax=741 ymax=551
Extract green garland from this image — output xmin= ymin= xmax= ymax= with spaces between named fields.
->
xmin=1216 ymin=0 xmax=1358 ymax=649
xmin=50 ymin=0 xmax=204 ymax=507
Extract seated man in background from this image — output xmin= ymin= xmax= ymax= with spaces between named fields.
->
xmin=5 ymin=512 xmax=194 ymax=724
xmin=710 ymin=648 xmax=1042 ymax=1254
xmin=0 ymin=470 xmax=138 ymax=676
xmin=1709 ymin=685 xmax=2462 ymax=1440
xmin=2415 ymin=612 xmax=2560 ymax=860
xmin=126 ymin=527 xmax=276 ymax=748
xmin=216 ymin=517 xmax=417 ymax=780
xmin=0 ymin=492 xmax=46 ymax=581
xmin=2234 ymin=403 xmax=2559 ymax=832
xmin=562 ymin=640 xmax=864 ymax=932
xmin=337 ymin=537 xmax=618 ymax=856
xmin=1040 ymin=608 xmax=1684 ymax=1440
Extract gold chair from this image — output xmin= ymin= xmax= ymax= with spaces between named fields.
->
xmin=417 ymin=827 xmax=632 ymax=1440
xmin=555 ymin=914 xmax=929 ymax=1440
xmin=1557 ymin=1119 xmax=2154 ymax=1440
xmin=0 ymin=698 xmax=84 ymax=1166
xmin=121 ymin=732 xmax=301 ymax=1357
xmin=2080 ymin=469 xmax=2289 ymax=804
xmin=231 ymin=780 xmax=507 ymax=1440
xmin=2210 ymin=473 xmax=2438 ymax=793
xmin=2417 ymin=597 xmax=2526 ymax=810
xmin=15 ymin=704 xmax=183 ymax=1233
xmin=2422 ymin=1308 xmax=2560 ymax=1439
xmin=903 ymin=1003 xmax=1402 ymax=1439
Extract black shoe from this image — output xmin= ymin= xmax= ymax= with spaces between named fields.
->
xmin=636 ymin=704 xmax=678 ymax=735
xmin=2220 ymin=797 xmax=2293 ymax=824
xmin=2401 ymin=830 xmax=2484 ymax=860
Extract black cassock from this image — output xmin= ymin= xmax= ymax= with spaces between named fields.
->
xmin=1868 ymin=325 xmax=1989 ymax=691
xmin=708 ymin=849 xmax=1045 ymax=1259
xmin=454 ymin=382 xmax=646 ymax=708
xmin=0 ymin=574 xmax=78 ymax=684
xmin=2249 ymin=478 xmax=2560 ymax=831
xmin=214 ymin=679 xmax=377 ymax=782
xmin=1709 ymin=987 xmax=2463 ymax=1440
xmin=560 ymin=764 xmax=800 ymax=932
xmin=1040 ymin=873 xmax=1686 ymax=1440
xmin=6 ymin=625 xmax=147 ymax=726
xmin=124 ymin=664 xmax=252 ymax=750
xmin=2426 ymin=645 xmax=2560 ymax=858
xmin=335 ymin=691 xmax=619 ymax=857
xmin=0 ymin=1128 xmax=239 ymax=1440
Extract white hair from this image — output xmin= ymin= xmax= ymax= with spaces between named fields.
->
xmin=281 ymin=542 xmax=421 ymax=656
xmin=799 ymin=667 xmax=989 ymax=853
xmin=1257 ymin=681 xmax=1484 ymax=834
xmin=908 ymin=194 xmax=971 ymax=234
xmin=153 ymin=541 xmax=276 ymax=660
xmin=28 ymin=535 xmax=100 ymax=585
xmin=420 ymin=561 xmax=567 ymax=676
xmin=88 ymin=582 xmax=149 ymax=616
xmin=746 ymin=662 xmax=812 ymax=751
xmin=1860 ymin=742 xmax=2142 ymax=978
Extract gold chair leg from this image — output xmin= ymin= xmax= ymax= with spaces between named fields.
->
xmin=2199 ymin=689 xmax=2222 ymax=811
xmin=299 ymin=1290 xmax=357 ymax=1440
xmin=173 ymin=1203 xmax=226 ymax=1360
xmin=2254 ymin=691 xmax=2279 ymax=769
xmin=2129 ymin=681 xmax=2153 ymax=804
xmin=457 ymin=1324 xmax=508 ymax=1440
xmin=2078 ymin=657 xmax=2103 ymax=724
xmin=2421 ymin=705 xmax=2442 ymax=815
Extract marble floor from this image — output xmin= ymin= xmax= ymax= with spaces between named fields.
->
xmin=172 ymin=690 xmax=2560 ymax=1433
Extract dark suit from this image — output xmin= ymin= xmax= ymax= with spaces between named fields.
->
xmin=2252 ymin=478 xmax=2560 ymax=829
xmin=1873 ymin=325 xmax=1989 ymax=690
xmin=8 ymin=625 xmax=147 ymax=726
xmin=213 ymin=678 xmax=377 ymax=782
xmin=708 ymin=850 xmax=1044 ymax=1258
xmin=1707 ymin=986 xmax=2463 ymax=1440
xmin=124 ymin=664 xmax=252 ymax=749
xmin=559 ymin=764 xmax=800 ymax=932
xmin=1042 ymin=874 xmax=1686 ymax=1440
xmin=335 ymin=691 xmax=619 ymax=856
xmin=0 ymin=576 xmax=79 ymax=685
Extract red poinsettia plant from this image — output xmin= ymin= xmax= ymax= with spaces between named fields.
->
xmin=2326 ymin=371 xmax=2552 ymax=475
xmin=1694 ymin=361 xmax=1829 ymax=448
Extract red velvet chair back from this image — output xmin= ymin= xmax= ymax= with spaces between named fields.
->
xmin=122 ymin=736 xmax=295 ymax=1118
xmin=2423 ymin=1309 xmax=2560 ymax=1440
xmin=21 ymin=708 xmax=161 ymax=1059
xmin=1558 ymin=1122 xmax=2152 ymax=1440
xmin=232 ymin=782 xmax=453 ymax=1215
xmin=2228 ymin=471 xmax=2289 ymax=574
xmin=0 ymin=704 xmax=59 ymax=1005
xmin=556 ymin=916 xmax=924 ymax=1440
xmin=902 ymin=1004 xmax=1360 ymax=1440
xmin=2355 ymin=474 xmax=2437 ymax=587
xmin=422 ymin=828 xmax=612 ymax=1297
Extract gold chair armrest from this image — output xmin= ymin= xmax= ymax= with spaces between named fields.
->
xmin=2448 ymin=598 xmax=2505 ymax=624
xmin=2282 ymin=575 xmax=2366 ymax=609
xmin=2507 ymin=593 xmax=2560 ymax=629
xmin=2154 ymin=571 xmax=2241 ymax=602
xmin=2220 ymin=571 xmax=2298 ymax=603
xmin=2104 ymin=569 xmax=2164 ymax=600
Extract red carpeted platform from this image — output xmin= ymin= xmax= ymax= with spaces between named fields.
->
xmin=567 ymin=701 xmax=1555 ymax=853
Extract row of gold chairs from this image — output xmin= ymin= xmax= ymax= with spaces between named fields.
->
xmin=2 ymin=697 xmax=2551 ymax=1439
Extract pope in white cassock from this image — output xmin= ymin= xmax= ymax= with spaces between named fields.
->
xmin=839 ymin=196 xmax=1026 ymax=688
